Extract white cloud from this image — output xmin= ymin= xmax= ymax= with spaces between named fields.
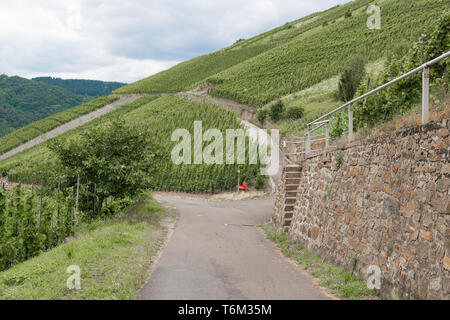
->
xmin=0 ymin=0 xmax=349 ymax=83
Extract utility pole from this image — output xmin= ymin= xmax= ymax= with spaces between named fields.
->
xmin=237 ymin=169 xmax=240 ymax=193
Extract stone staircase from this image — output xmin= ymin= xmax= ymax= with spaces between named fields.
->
xmin=273 ymin=165 xmax=302 ymax=233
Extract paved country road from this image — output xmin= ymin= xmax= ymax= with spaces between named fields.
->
xmin=138 ymin=194 xmax=332 ymax=300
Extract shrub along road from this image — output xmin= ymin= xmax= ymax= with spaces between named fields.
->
xmin=138 ymin=194 xmax=332 ymax=300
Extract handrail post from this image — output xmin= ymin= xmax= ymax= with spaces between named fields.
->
xmin=348 ymin=104 xmax=354 ymax=142
xmin=306 ymin=126 xmax=311 ymax=155
xmin=325 ymin=121 xmax=330 ymax=149
xmin=294 ymin=144 xmax=298 ymax=163
xmin=422 ymin=67 xmax=430 ymax=125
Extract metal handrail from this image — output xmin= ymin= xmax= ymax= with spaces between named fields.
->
xmin=308 ymin=51 xmax=450 ymax=127
xmin=282 ymin=51 xmax=449 ymax=160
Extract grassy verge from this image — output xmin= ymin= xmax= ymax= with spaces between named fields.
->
xmin=0 ymin=193 xmax=170 ymax=300
xmin=262 ymin=223 xmax=378 ymax=300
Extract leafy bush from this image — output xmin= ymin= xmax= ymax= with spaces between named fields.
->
xmin=286 ymin=104 xmax=305 ymax=120
xmin=257 ymin=108 xmax=268 ymax=123
xmin=255 ymin=175 xmax=268 ymax=190
xmin=331 ymin=15 xmax=449 ymax=138
xmin=270 ymin=100 xmax=285 ymax=122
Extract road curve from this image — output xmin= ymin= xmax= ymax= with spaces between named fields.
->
xmin=138 ymin=194 xmax=331 ymax=300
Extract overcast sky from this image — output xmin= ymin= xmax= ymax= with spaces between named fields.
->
xmin=0 ymin=0 xmax=350 ymax=83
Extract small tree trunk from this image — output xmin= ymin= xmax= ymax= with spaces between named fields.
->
xmin=93 ymin=184 xmax=96 ymax=214
xmin=86 ymin=184 xmax=89 ymax=212
xmin=98 ymin=196 xmax=104 ymax=216
xmin=75 ymin=174 xmax=79 ymax=226
xmin=38 ymin=183 xmax=43 ymax=233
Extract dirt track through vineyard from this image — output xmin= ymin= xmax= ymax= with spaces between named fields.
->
xmin=0 ymin=96 xmax=143 ymax=161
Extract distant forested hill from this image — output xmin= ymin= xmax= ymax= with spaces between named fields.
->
xmin=33 ymin=77 xmax=127 ymax=97
xmin=0 ymin=75 xmax=87 ymax=137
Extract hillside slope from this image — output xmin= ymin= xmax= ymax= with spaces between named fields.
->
xmin=114 ymin=0 xmax=373 ymax=95
xmin=0 ymin=96 xmax=262 ymax=193
xmin=33 ymin=77 xmax=127 ymax=97
xmin=114 ymin=0 xmax=448 ymax=110
xmin=0 ymin=75 xmax=86 ymax=137
xmin=0 ymin=96 xmax=119 ymax=155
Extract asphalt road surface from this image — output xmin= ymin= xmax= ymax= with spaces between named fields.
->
xmin=138 ymin=194 xmax=331 ymax=300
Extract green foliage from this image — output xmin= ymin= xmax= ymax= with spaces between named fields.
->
xmin=337 ymin=56 xmax=366 ymax=102
xmin=263 ymin=223 xmax=377 ymax=299
xmin=334 ymin=152 xmax=343 ymax=169
xmin=0 ymin=96 xmax=262 ymax=194
xmin=0 ymin=182 xmax=136 ymax=272
xmin=0 ymin=195 xmax=167 ymax=300
xmin=115 ymin=0 xmax=379 ymax=97
xmin=425 ymin=15 xmax=450 ymax=91
xmin=48 ymin=118 xmax=155 ymax=207
xmin=285 ymin=104 xmax=305 ymax=120
xmin=269 ymin=100 xmax=285 ymax=122
xmin=115 ymin=44 xmax=275 ymax=94
xmin=331 ymin=15 xmax=449 ymax=138
xmin=0 ymin=75 xmax=86 ymax=137
xmin=255 ymin=175 xmax=268 ymax=190
xmin=257 ymin=108 xmax=268 ymax=124
xmin=32 ymin=77 xmax=126 ymax=97
xmin=0 ymin=186 xmax=72 ymax=270
xmin=0 ymin=96 xmax=118 ymax=155
xmin=207 ymin=0 xmax=445 ymax=107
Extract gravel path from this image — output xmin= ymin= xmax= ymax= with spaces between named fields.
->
xmin=175 ymin=92 xmax=277 ymax=130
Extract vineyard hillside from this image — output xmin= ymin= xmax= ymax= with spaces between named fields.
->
xmin=0 ymin=96 xmax=262 ymax=193
xmin=0 ymin=96 xmax=119 ymax=155
xmin=114 ymin=0 xmax=448 ymax=111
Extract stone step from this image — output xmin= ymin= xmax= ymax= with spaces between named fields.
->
xmin=284 ymin=212 xmax=293 ymax=219
xmin=286 ymin=191 xmax=297 ymax=198
xmin=285 ymin=165 xmax=300 ymax=172
xmin=284 ymin=197 xmax=297 ymax=205
xmin=285 ymin=185 xmax=298 ymax=191
xmin=284 ymin=205 xmax=294 ymax=212
xmin=285 ymin=172 xmax=301 ymax=179
xmin=286 ymin=178 xmax=301 ymax=185
xmin=283 ymin=219 xmax=292 ymax=227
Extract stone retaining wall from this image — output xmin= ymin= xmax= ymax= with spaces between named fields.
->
xmin=274 ymin=119 xmax=449 ymax=299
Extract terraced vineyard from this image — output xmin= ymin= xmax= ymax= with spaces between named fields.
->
xmin=0 ymin=96 xmax=119 ymax=155
xmin=0 ymin=96 xmax=262 ymax=193
xmin=114 ymin=0 xmax=448 ymax=110
xmin=114 ymin=0 xmax=374 ymax=95
xmin=208 ymin=0 xmax=448 ymax=107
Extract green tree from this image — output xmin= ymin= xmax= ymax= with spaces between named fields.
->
xmin=337 ymin=57 xmax=366 ymax=102
xmin=48 ymin=118 xmax=156 ymax=213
